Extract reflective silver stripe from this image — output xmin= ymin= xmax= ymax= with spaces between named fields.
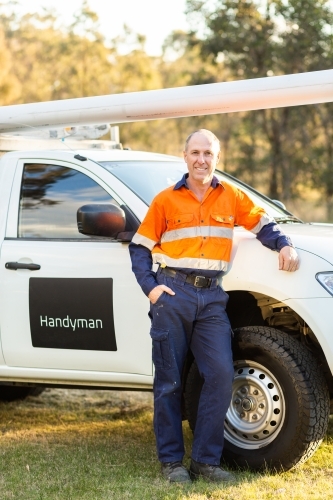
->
xmin=131 ymin=233 xmax=157 ymax=251
xmin=152 ymin=253 xmax=229 ymax=272
xmin=161 ymin=226 xmax=233 ymax=243
xmin=250 ymin=213 xmax=275 ymax=234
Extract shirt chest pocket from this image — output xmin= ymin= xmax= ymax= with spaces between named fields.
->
xmin=167 ymin=213 xmax=194 ymax=230
xmin=211 ymin=213 xmax=235 ymax=227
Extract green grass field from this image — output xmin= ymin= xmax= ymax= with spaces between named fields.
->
xmin=0 ymin=389 xmax=332 ymax=500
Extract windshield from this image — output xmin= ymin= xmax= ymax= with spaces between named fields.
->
xmin=100 ymin=160 xmax=298 ymax=220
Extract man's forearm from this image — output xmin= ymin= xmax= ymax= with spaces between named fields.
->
xmin=256 ymin=222 xmax=293 ymax=251
xmin=129 ymin=242 xmax=158 ymax=296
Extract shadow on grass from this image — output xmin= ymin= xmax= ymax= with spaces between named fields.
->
xmin=325 ymin=414 xmax=333 ymax=442
xmin=0 ymin=388 xmax=154 ymax=438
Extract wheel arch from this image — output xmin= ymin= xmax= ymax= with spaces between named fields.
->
xmin=225 ymin=289 xmax=333 ymax=402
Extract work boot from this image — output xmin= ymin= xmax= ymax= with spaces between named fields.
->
xmin=161 ymin=461 xmax=191 ymax=483
xmin=189 ymin=459 xmax=235 ymax=483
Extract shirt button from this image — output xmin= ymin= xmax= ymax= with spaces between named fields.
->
xmin=201 ymin=220 xmax=204 ymax=223
xmin=201 ymin=253 xmax=204 ymax=256
xmin=203 ymin=237 xmax=206 ymax=239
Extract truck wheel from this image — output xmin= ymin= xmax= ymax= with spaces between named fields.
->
xmin=184 ymin=326 xmax=330 ymax=471
xmin=0 ymin=386 xmax=45 ymax=402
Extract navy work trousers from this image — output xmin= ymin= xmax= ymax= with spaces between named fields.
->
xmin=149 ymin=268 xmax=234 ymax=465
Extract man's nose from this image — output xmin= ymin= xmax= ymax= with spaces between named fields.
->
xmin=198 ymin=153 xmax=205 ymax=163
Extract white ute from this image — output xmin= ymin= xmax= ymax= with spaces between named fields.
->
xmin=0 ymin=146 xmax=332 ymax=472
xmin=1 ymin=69 xmax=333 ymax=472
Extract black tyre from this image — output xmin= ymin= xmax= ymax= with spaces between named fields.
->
xmin=185 ymin=326 xmax=330 ymax=471
xmin=0 ymin=386 xmax=45 ymax=402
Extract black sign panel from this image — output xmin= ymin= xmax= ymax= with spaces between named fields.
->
xmin=29 ymin=278 xmax=117 ymax=351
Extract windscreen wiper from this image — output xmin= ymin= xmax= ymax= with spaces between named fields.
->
xmin=274 ymin=215 xmax=303 ymax=224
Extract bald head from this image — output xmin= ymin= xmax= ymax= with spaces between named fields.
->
xmin=184 ymin=129 xmax=220 ymax=153
xmin=183 ymin=128 xmax=221 ymax=188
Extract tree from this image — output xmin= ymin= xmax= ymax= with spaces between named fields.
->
xmin=185 ymin=0 xmax=333 ymax=217
xmin=0 ymin=2 xmax=115 ymax=103
xmin=0 ymin=26 xmax=20 ymax=105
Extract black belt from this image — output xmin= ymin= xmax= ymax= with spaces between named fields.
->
xmin=159 ymin=267 xmax=217 ymax=288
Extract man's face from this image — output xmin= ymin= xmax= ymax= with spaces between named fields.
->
xmin=183 ymin=132 xmax=220 ymax=185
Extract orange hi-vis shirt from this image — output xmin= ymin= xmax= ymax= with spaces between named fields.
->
xmin=132 ymin=176 xmax=273 ymax=273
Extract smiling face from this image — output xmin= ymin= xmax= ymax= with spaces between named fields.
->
xmin=183 ymin=131 xmax=220 ymax=187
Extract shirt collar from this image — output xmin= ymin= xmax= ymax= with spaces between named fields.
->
xmin=174 ymin=173 xmax=221 ymax=190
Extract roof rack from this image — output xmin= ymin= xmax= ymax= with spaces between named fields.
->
xmin=0 ymin=125 xmax=122 ymax=154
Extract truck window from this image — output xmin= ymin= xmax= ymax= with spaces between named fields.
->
xmin=18 ymin=163 xmax=118 ymax=239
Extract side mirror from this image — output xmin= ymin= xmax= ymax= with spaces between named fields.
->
xmin=272 ymin=199 xmax=287 ymax=210
xmin=77 ymin=204 xmax=126 ymax=238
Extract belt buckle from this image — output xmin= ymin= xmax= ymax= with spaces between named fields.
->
xmin=194 ymin=275 xmax=207 ymax=287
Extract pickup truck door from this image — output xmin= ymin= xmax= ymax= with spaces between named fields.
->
xmin=0 ymin=158 xmax=152 ymax=377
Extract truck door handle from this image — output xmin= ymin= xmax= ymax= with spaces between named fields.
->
xmin=5 ymin=262 xmax=41 ymax=271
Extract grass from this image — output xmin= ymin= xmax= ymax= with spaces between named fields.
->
xmin=0 ymin=389 xmax=333 ymax=500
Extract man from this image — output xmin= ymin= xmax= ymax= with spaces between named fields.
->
xmin=129 ymin=129 xmax=299 ymax=484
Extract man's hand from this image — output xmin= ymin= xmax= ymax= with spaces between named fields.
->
xmin=279 ymin=246 xmax=300 ymax=272
xmin=148 ymin=284 xmax=175 ymax=304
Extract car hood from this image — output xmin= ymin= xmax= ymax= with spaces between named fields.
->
xmin=277 ymin=222 xmax=333 ymax=265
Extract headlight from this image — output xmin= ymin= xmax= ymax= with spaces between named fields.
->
xmin=316 ymin=272 xmax=333 ymax=296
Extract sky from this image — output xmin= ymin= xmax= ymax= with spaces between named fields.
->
xmin=9 ymin=0 xmax=190 ymax=56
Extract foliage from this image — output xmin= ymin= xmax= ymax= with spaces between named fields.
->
xmin=0 ymin=2 xmax=114 ymax=102
xmin=0 ymin=26 xmax=20 ymax=105
xmin=0 ymin=1 xmax=333 ymax=219
xmin=185 ymin=0 xmax=333 ymax=213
